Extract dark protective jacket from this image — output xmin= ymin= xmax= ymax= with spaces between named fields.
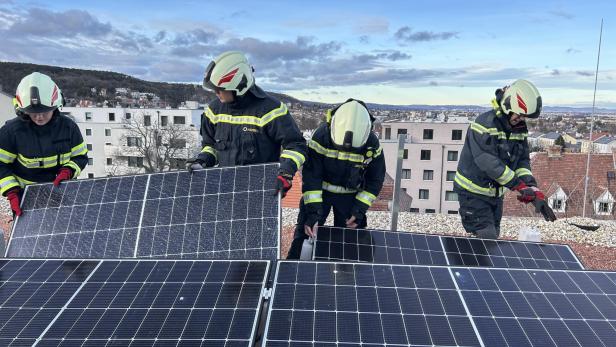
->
xmin=302 ymin=122 xmax=386 ymax=211
xmin=454 ymin=100 xmax=537 ymax=199
xmin=0 ymin=113 xmax=88 ymax=195
xmin=197 ymin=85 xmax=307 ymax=175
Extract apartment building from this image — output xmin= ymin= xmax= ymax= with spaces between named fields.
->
xmin=0 ymin=91 xmax=13 ymax=125
xmin=63 ymin=106 xmax=203 ymax=178
xmin=380 ymin=118 xmax=470 ymax=214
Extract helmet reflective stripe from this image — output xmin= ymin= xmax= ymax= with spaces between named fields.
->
xmin=202 ymin=51 xmax=255 ymax=96
xmin=330 ymin=99 xmax=372 ymax=149
xmin=15 ymin=72 xmax=63 ymax=113
xmin=500 ymin=79 xmax=542 ymax=118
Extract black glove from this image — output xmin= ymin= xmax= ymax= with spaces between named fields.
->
xmin=186 ymin=158 xmax=205 ymax=173
xmin=303 ymin=202 xmax=322 ymax=237
xmin=347 ymin=204 xmax=368 ymax=229
xmin=533 ymin=199 xmax=557 ymax=222
xmin=275 ymin=172 xmax=293 ymax=198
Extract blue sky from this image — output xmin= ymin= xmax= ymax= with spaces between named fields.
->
xmin=1 ymin=0 xmax=615 ymax=107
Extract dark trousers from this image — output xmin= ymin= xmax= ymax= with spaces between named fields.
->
xmin=457 ymin=190 xmax=503 ymax=239
xmin=287 ymin=192 xmax=367 ymax=259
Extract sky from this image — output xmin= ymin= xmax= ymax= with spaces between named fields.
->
xmin=0 ymin=0 xmax=615 ymax=107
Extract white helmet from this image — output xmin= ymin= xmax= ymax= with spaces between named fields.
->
xmin=203 ymin=51 xmax=255 ymax=96
xmin=500 ymin=79 xmax=542 ymax=118
xmin=15 ymin=72 xmax=63 ymax=113
xmin=330 ymin=99 xmax=373 ymax=150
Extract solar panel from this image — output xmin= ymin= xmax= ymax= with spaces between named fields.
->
xmin=264 ymin=261 xmax=481 ymax=346
xmin=0 ymin=259 xmax=269 ymax=346
xmin=454 ymin=266 xmax=616 ymax=346
xmin=7 ymin=163 xmax=280 ymax=260
xmin=313 ymin=226 xmax=583 ymax=270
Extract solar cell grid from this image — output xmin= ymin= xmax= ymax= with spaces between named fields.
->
xmin=7 ymin=163 xmax=281 ymax=261
xmin=0 ymin=259 xmax=268 ymax=346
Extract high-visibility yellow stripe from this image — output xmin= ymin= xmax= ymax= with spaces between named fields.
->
xmin=64 ymin=161 xmax=81 ymax=177
xmin=204 ymin=103 xmax=288 ymax=127
xmin=509 ymin=133 xmax=528 ymax=141
xmin=495 ymin=166 xmax=515 ymax=185
xmin=71 ymin=142 xmax=88 ymax=156
xmin=322 ymin=181 xmax=357 ymax=194
xmin=515 ymin=168 xmax=532 ymax=177
xmin=309 ymin=139 xmax=364 ymax=163
xmin=303 ymin=190 xmax=323 ymax=204
xmin=0 ymin=148 xmax=16 ymax=164
xmin=471 ymin=122 xmax=527 ymax=141
xmin=17 ymin=154 xmax=59 ymax=169
xmin=356 ymin=190 xmax=377 ymax=207
xmin=201 ymin=146 xmax=217 ymax=159
xmin=0 ymin=176 xmax=20 ymax=195
xmin=280 ymin=150 xmax=305 ymax=170
xmin=374 ymin=146 xmax=383 ymax=157
xmin=454 ymin=171 xmax=504 ymax=197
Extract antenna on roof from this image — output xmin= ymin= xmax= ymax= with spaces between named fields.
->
xmin=582 ymin=18 xmax=603 ymax=218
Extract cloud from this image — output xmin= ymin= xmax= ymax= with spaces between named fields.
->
xmin=171 ymin=28 xmax=217 ymax=45
xmin=429 ymin=81 xmax=438 ymax=86
xmin=359 ymin=35 xmax=370 ymax=44
xmin=353 ymin=17 xmax=389 ymax=34
xmin=8 ymin=8 xmax=112 ymax=38
xmin=549 ymin=10 xmax=574 ymax=20
xmin=394 ymin=26 xmax=458 ymax=43
xmin=566 ymin=48 xmax=580 ymax=54
xmin=576 ymin=71 xmax=594 ymax=77
xmin=551 ymin=69 xmax=560 ymax=76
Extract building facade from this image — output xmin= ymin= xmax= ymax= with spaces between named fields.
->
xmin=380 ymin=119 xmax=470 ymax=214
xmin=0 ymin=91 xmax=14 ymax=125
xmin=63 ymin=106 xmax=203 ymax=178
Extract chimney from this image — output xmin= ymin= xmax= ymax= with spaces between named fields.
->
xmin=547 ymin=145 xmax=563 ymax=158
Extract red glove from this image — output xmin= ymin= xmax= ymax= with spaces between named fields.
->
xmin=275 ymin=173 xmax=293 ymax=198
xmin=53 ymin=167 xmax=73 ymax=186
xmin=513 ymin=182 xmax=544 ymax=203
xmin=6 ymin=189 xmax=22 ymax=216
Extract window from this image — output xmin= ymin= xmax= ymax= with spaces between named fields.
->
xmin=106 ymin=158 xmax=113 ymax=165
xmin=423 ymin=170 xmax=434 ymax=180
xmin=105 ymin=129 xmax=111 ymax=136
xmin=402 ymin=169 xmax=411 ymax=179
xmin=127 ymin=156 xmax=143 ymax=167
xmin=410 ymin=208 xmax=420 ymax=213
xmin=446 ymin=171 xmax=456 ymax=182
xmin=125 ymin=112 xmax=131 ymax=120
xmin=447 ymin=151 xmax=458 ymax=161
xmin=87 ymin=173 xmax=94 ymax=178
xmin=425 ymin=209 xmax=436 ymax=213
xmin=105 ymin=142 xmax=112 ymax=146
xmin=420 ymin=150 xmax=431 ymax=160
xmin=448 ymin=210 xmax=459 ymax=214
xmin=87 ymin=144 xmax=93 ymax=151
xmin=169 ymin=158 xmax=187 ymax=169
xmin=85 ymin=128 xmax=92 ymax=136
xmin=385 ymin=127 xmax=391 ymax=140
xmin=403 ymin=149 xmax=408 ymax=159
xmin=445 ymin=191 xmax=458 ymax=201
xmin=160 ymin=116 xmax=168 ymax=126
xmin=419 ymin=189 xmax=429 ymax=200
xmin=85 ymin=112 xmax=92 ymax=121
xmin=108 ymin=113 xmax=115 ymax=121
xmin=127 ymin=137 xmax=142 ymax=147
xmin=88 ymin=158 xmax=94 ymax=165
xmin=423 ymin=129 xmax=434 ymax=140
xmin=397 ymin=128 xmax=407 ymax=138
xmin=169 ymin=139 xmax=186 ymax=149
xmin=173 ymin=116 xmax=185 ymax=125
xmin=598 ymin=202 xmax=610 ymax=213
xmin=551 ymin=199 xmax=563 ymax=211
xmin=144 ymin=115 xmax=151 ymax=126
xmin=452 ymin=129 xmax=463 ymax=140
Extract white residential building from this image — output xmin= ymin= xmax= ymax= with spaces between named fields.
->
xmin=63 ymin=106 xmax=203 ymax=178
xmin=380 ymin=118 xmax=470 ymax=214
xmin=0 ymin=91 xmax=14 ymax=125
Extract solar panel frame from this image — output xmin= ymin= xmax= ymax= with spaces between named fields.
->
xmin=6 ymin=163 xmax=281 ymax=261
xmin=0 ymin=259 xmax=270 ymax=346
xmin=312 ymin=226 xmax=584 ymax=270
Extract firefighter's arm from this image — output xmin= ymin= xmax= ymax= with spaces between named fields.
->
xmin=302 ymin=131 xmax=326 ymax=208
xmin=467 ymin=122 xmax=521 ymax=189
xmin=0 ymin=125 xmax=19 ymax=196
xmin=195 ymin=107 xmax=218 ymax=167
xmin=62 ymin=122 xmax=88 ymax=178
xmin=265 ymin=103 xmax=307 ymax=176
xmin=513 ymin=139 xmax=537 ymax=187
xmin=354 ymin=144 xmax=386 ymax=211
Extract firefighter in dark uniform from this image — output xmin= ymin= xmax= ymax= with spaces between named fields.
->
xmin=454 ymin=79 xmax=555 ymax=239
xmin=0 ymin=72 xmax=88 ymax=216
xmin=287 ymin=99 xmax=386 ymax=259
xmin=188 ymin=51 xmax=307 ymax=196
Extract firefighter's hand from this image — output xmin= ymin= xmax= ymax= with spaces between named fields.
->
xmin=186 ymin=159 xmax=205 ymax=173
xmin=275 ymin=173 xmax=293 ymax=198
xmin=6 ymin=188 xmax=22 ymax=216
xmin=513 ymin=182 xmax=544 ymax=204
xmin=53 ymin=167 xmax=73 ymax=186
xmin=346 ymin=205 xmax=367 ymax=229
xmin=533 ymin=199 xmax=557 ymax=222
xmin=303 ymin=203 xmax=321 ymax=237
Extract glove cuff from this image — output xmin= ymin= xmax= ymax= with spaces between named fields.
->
xmin=512 ymin=181 xmax=528 ymax=192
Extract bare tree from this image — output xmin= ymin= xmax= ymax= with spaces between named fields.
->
xmin=107 ymin=111 xmax=200 ymax=175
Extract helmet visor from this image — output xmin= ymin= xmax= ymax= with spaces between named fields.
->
xmin=202 ymin=60 xmax=220 ymax=91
